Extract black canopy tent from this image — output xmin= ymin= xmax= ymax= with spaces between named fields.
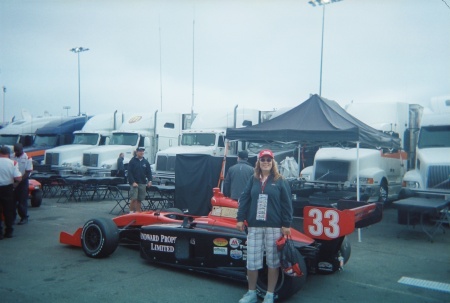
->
xmin=225 ymin=94 xmax=402 ymax=204
xmin=225 ymin=94 xmax=401 ymax=149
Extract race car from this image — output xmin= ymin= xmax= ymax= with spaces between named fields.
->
xmin=60 ymin=188 xmax=382 ymax=300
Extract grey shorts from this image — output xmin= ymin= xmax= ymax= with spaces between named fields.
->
xmin=130 ymin=184 xmax=147 ymax=201
xmin=246 ymin=227 xmax=282 ymax=270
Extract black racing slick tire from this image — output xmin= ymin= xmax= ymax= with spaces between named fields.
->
xmin=256 ymin=256 xmax=308 ymax=300
xmin=81 ymin=218 xmax=119 ymax=258
xmin=30 ymin=189 xmax=43 ymax=207
xmin=340 ymin=236 xmax=351 ymax=265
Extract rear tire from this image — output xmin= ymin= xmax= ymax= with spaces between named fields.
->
xmin=256 ymin=256 xmax=307 ymax=300
xmin=340 ymin=236 xmax=351 ymax=265
xmin=81 ymin=218 xmax=119 ymax=258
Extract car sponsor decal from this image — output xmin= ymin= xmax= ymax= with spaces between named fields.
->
xmin=214 ymin=247 xmax=228 ymax=255
xmin=140 ymin=233 xmax=177 ymax=253
xmin=213 ymin=238 xmax=228 ymax=247
xmin=230 ymin=249 xmax=243 ymax=260
xmin=229 ymin=238 xmax=241 ymax=248
xmin=318 ymin=262 xmax=334 ymax=272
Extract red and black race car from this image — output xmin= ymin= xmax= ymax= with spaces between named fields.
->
xmin=60 ymin=188 xmax=382 ymax=301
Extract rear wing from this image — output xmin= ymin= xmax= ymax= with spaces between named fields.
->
xmin=303 ymin=200 xmax=382 ymax=241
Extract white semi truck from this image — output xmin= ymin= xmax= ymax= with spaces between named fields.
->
xmin=0 ymin=113 xmax=62 ymax=151
xmin=44 ymin=112 xmax=122 ymax=171
xmin=153 ymin=106 xmax=272 ymax=183
xmin=79 ymin=111 xmax=188 ymax=175
xmin=401 ymin=96 xmax=450 ymax=199
xmin=300 ymin=102 xmax=421 ymax=204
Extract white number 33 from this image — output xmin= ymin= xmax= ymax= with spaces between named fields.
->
xmin=307 ymin=208 xmax=340 ymax=238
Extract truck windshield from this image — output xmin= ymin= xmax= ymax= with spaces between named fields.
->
xmin=181 ymin=133 xmax=216 ymax=146
xmin=33 ymin=135 xmax=58 ymax=147
xmin=73 ymin=133 xmax=99 ymax=145
xmin=110 ymin=133 xmax=138 ymax=146
xmin=418 ymin=125 xmax=450 ymax=148
xmin=0 ymin=135 xmax=19 ymax=145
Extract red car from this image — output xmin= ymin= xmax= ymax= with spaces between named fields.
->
xmin=60 ymin=188 xmax=382 ymax=300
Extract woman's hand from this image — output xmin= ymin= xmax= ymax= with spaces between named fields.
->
xmin=281 ymin=226 xmax=291 ymax=236
xmin=236 ymin=221 xmax=245 ymax=232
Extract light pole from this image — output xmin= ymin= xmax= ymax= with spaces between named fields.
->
xmin=70 ymin=47 xmax=89 ymax=116
xmin=308 ymin=0 xmax=342 ymax=96
xmin=2 ymin=86 xmax=6 ymax=125
xmin=63 ymin=106 xmax=71 ymax=116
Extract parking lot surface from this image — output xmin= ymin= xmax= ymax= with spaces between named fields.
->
xmin=0 ymin=197 xmax=449 ymax=303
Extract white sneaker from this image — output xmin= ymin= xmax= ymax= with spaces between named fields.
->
xmin=239 ymin=291 xmax=258 ymax=303
xmin=262 ymin=294 xmax=274 ymax=303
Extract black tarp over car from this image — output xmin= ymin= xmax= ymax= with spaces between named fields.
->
xmin=174 ymin=154 xmax=257 ymax=215
xmin=225 ymin=94 xmax=401 ymax=149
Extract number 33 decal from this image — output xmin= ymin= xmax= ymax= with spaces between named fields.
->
xmin=307 ymin=208 xmax=340 ymax=238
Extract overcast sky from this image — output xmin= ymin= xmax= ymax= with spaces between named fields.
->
xmin=1 ymin=0 xmax=449 ymax=122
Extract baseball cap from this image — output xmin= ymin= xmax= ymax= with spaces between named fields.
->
xmin=238 ymin=150 xmax=248 ymax=159
xmin=258 ymin=149 xmax=274 ymax=159
xmin=136 ymin=147 xmax=145 ymax=151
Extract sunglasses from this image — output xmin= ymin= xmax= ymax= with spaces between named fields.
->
xmin=259 ymin=158 xmax=272 ymax=163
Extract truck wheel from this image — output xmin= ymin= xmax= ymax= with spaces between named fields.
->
xmin=81 ymin=218 xmax=119 ymax=258
xmin=30 ymin=189 xmax=43 ymax=207
xmin=378 ymin=180 xmax=389 ymax=204
xmin=256 ymin=256 xmax=307 ymax=300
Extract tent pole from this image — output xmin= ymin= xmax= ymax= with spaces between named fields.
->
xmin=357 ymin=141 xmax=362 ymax=242
xmin=356 ymin=141 xmax=360 ymax=201
xmin=297 ymin=144 xmax=301 ymax=177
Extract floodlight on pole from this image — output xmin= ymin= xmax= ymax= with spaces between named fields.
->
xmin=308 ymin=0 xmax=343 ymax=96
xmin=70 ymin=47 xmax=89 ymax=116
xmin=63 ymin=106 xmax=71 ymax=116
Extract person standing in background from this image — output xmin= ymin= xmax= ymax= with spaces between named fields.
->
xmin=223 ymin=150 xmax=254 ymax=201
xmin=116 ymin=152 xmax=126 ymax=183
xmin=127 ymin=147 xmax=152 ymax=213
xmin=0 ymin=146 xmax=22 ymax=239
xmin=11 ymin=143 xmax=33 ymax=225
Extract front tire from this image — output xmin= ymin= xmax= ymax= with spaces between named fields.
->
xmin=81 ymin=218 xmax=119 ymax=258
xmin=378 ymin=180 xmax=389 ymax=205
xmin=256 ymin=256 xmax=308 ymax=300
xmin=30 ymin=189 xmax=43 ymax=207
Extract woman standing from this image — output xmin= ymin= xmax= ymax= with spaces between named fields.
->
xmin=236 ymin=149 xmax=293 ymax=303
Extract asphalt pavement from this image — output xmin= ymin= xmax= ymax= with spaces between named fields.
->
xmin=0 ymin=197 xmax=449 ymax=303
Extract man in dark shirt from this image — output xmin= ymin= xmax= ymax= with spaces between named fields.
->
xmin=127 ymin=147 xmax=152 ymax=213
xmin=223 ymin=150 xmax=254 ymax=201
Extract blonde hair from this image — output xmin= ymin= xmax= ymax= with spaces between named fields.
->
xmin=253 ymin=158 xmax=282 ymax=181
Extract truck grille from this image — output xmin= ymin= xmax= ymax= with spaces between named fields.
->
xmin=45 ymin=153 xmax=59 ymax=165
xmin=427 ymin=165 xmax=450 ymax=190
xmin=82 ymin=154 xmax=98 ymax=167
xmin=156 ymin=155 xmax=176 ymax=172
xmin=314 ymin=160 xmax=349 ymax=183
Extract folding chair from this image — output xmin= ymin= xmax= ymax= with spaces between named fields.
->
xmin=109 ymin=184 xmax=130 ymax=214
